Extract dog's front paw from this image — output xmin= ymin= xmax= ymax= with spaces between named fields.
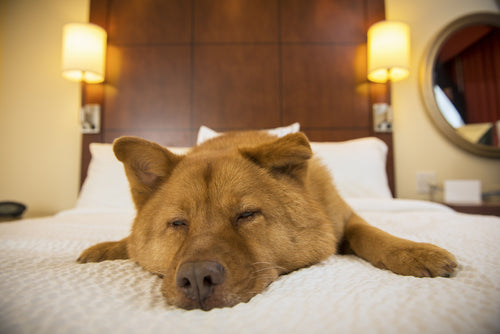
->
xmin=379 ymin=242 xmax=457 ymax=278
xmin=77 ymin=239 xmax=129 ymax=263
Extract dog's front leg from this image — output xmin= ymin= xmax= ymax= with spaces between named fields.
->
xmin=77 ymin=237 xmax=129 ymax=263
xmin=342 ymin=214 xmax=457 ymax=277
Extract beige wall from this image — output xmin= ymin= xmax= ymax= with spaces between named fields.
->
xmin=0 ymin=0 xmax=89 ymax=217
xmin=386 ymin=0 xmax=500 ymax=200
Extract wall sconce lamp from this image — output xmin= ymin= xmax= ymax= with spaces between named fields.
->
xmin=61 ymin=23 xmax=107 ymax=134
xmin=367 ymin=20 xmax=410 ymax=132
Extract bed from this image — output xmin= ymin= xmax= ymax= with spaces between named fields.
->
xmin=4 ymin=1 xmax=499 ymax=331
xmin=1 ymin=129 xmax=499 ymax=334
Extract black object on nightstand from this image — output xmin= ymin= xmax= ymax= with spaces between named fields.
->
xmin=0 ymin=201 xmax=27 ymax=221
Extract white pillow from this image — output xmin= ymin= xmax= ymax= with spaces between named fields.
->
xmin=196 ymin=123 xmax=300 ymax=145
xmin=76 ymin=135 xmax=390 ymax=210
xmin=76 ymin=143 xmax=190 ymax=210
xmin=311 ymin=137 xmax=392 ymax=199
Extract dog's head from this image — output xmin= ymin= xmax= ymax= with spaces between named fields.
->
xmin=114 ymin=132 xmax=336 ymax=310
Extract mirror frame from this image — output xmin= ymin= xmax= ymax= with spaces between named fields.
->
xmin=420 ymin=12 xmax=500 ymax=159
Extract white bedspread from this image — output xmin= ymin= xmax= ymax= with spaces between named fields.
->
xmin=1 ymin=199 xmax=499 ymax=334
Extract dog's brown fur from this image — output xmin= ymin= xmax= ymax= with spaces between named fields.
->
xmin=78 ymin=131 xmax=457 ymax=310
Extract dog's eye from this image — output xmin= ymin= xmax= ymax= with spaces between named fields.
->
xmin=169 ymin=220 xmax=188 ymax=229
xmin=236 ymin=211 xmax=260 ymax=224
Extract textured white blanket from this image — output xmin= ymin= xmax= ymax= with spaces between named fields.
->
xmin=1 ymin=199 xmax=499 ymax=334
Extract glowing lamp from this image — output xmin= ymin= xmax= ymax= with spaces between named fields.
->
xmin=367 ymin=21 xmax=410 ymax=83
xmin=62 ymin=23 xmax=106 ymax=84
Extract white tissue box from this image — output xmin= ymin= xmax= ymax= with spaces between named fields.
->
xmin=444 ymin=180 xmax=482 ymax=204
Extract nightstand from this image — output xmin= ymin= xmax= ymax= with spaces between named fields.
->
xmin=0 ymin=216 xmax=22 ymax=223
xmin=443 ymin=203 xmax=500 ymax=217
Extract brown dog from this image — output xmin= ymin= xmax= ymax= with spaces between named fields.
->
xmin=78 ymin=131 xmax=457 ymax=310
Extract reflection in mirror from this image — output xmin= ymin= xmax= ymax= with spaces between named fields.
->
xmin=434 ymin=23 xmax=500 ymax=146
xmin=421 ymin=13 xmax=500 ymax=158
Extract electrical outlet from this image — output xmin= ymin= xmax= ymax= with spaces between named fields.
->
xmin=416 ymin=171 xmax=437 ymax=194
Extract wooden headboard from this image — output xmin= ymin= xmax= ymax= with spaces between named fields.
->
xmin=83 ymin=0 xmax=394 ymax=194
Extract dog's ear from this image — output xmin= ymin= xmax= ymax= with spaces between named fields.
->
xmin=113 ymin=136 xmax=183 ymax=208
xmin=239 ymin=132 xmax=312 ymax=181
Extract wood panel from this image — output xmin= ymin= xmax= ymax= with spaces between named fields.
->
xmin=304 ymin=129 xmax=371 ymax=142
xmin=193 ymin=45 xmax=281 ymax=129
xmin=281 ymin=0 xmax=365 ymax=43
xmin=104 ymin=45 xmax=191 ymax=130
xmin=365 ymin=0 xmax=386 ymax=28
xmin=194 ymin=0 xmax=279 ymax=42
xmin=281 ymin=44 xmax=369 ymax=128
xmin=84 ymin=0 xmax=394 ymax=193
xmin=107 ymin=0 xmax=192 ymax=44
xmin=103 ymin=129 xmax=195 ymax=147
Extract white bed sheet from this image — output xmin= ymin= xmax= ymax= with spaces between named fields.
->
xmin=1 ymin=199 xmax=499 ymax=334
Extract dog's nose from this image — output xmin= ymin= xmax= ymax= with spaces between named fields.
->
xmin=176 ymin=261 xmax=225 ymax=303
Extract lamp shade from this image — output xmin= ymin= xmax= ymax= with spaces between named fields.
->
xmin=367 ymin=21 xmax=410 ymax=83
xmin=62 ymin=23 xmax=106 ymax=84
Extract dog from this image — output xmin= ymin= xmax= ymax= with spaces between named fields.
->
xmin=77 ymin=131 xmax=457 ymax=310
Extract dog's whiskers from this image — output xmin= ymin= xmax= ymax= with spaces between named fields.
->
xmin=250 ymin=262 xmax=288 ymax=273
xmin=252 ymin=266 xmax=285 ymax=274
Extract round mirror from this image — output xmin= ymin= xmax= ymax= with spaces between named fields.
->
xmin=421 ymin=12 xmax=500 ymax=158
